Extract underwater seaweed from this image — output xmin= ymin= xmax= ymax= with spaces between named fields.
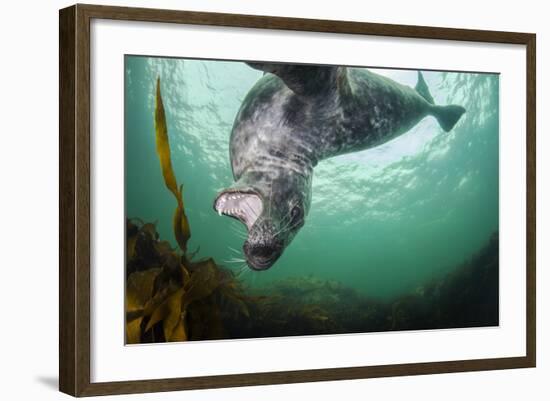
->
xmin=155 ymin=77 xmax=191 ymax=252
xmin=225 ymin=233 xmax=498 ymax=339
xmin=126 ymin=219 xmax=499 ymax=342
xmin=125 ymin=218 xmax=257 ymax=343
xmin=125 ymin=78 xmax=252 ymax=344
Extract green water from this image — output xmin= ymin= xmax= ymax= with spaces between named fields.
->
xmin=125 ymin=56 xmax=499 ymax=301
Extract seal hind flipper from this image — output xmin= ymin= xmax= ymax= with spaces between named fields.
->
xmin=431 ymin=104 xmax=466 ymax=132
xmin=246 ymin=62 xmax=338 ymax=97
xmin=415 ymin=71 xmax=435 ymax=104
xmin=415 ymin=71 xmax=466 ymax=132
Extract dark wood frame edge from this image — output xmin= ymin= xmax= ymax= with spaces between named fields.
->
xmin=59 ymin=3 xmax=536 ymax=397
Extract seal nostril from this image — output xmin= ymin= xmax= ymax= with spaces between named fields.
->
xmin=254 ymin=245 xmax=276 ymax=259
xmin=243 ymin=241 xmax=283 ymax=270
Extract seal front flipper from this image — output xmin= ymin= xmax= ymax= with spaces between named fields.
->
xmin=246 ymin=62 xmax=339 ymax=97
xmin=416 ymin=71 xmax=466 ymax=132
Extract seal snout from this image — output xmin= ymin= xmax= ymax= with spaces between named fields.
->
xmin=243 ymin=240 xmax=283 ymax=271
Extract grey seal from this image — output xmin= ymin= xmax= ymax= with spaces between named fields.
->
xmin=214 ymin=63 xmax=465 ymax=270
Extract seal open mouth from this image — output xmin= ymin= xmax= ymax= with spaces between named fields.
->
xmin=214 ymin=190 xmax=263 ymax=230
xmin=215 ymin=190 xmax=282 ymax=270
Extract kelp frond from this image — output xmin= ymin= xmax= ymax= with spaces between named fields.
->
xmin=125 ymin=219 xmax=252 ymax=343
xmin=155 ymin=77 xmax=190 ymax=252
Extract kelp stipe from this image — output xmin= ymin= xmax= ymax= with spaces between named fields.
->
xmin=154 ymin=77 xmax=190 ymax=253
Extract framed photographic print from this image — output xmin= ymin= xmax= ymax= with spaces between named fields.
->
xmin=59 ymin=4 xmax=536 ymax=397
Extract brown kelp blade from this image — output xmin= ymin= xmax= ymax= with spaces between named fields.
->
xmin=155 ymin=77 xmax=191 ymax=251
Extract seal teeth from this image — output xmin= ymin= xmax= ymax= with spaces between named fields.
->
xmin=215 ymin=191 xmax=263 ymax=232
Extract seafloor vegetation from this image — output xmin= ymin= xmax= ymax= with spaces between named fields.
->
xmin=126 ymin=216 xmax=498 ymax=344
xmin=125 ymin=78 xmax=498 ymax=344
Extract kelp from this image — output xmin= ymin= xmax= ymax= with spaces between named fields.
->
xmin=125 ymin=78 xmax=252 ymax=344
xmin=125 ymin=218 xmax=253 ymax=343
xmin=223 ymin=233 xmax=499 ymax=339
xmin=126 ymin=220 xmax=499 ymax=342
xmin=155 ymin=77 xmax=190 ymax=252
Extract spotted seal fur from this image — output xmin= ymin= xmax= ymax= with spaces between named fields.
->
xmin=214 ymin=63 xmax=465 ymax=270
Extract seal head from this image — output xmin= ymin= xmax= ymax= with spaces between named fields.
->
xmin=215 ymin=169 xmax=311 ymax=270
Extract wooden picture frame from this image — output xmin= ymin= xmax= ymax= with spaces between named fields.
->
xmin=59 ymin=3 xmax=536 ymax=396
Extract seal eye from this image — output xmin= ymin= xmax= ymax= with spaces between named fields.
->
xmin=290 ymin=205 xmax=303 ymax=227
